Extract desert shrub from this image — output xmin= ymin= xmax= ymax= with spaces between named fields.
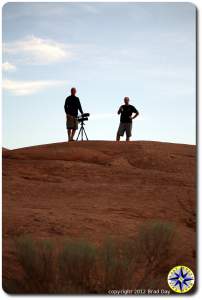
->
xmin=58 ymin=239 xmax=97 ymax=293
xmin=98 ymin=237 xmax=123 ymax=291
xmin=4 ymin=236 xmax=56 ymax=293
xmin=136 ymin=220 xmax=175 ymax=265
xmin=98 ymin=237 xmax=137 ymax=292
xmin=3 ymin=220 xmax=176 ymax=294
xmin=134 ymin=220 xmax=175 ymax=288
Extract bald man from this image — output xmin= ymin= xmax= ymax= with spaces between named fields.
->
xmin=64 ymin=87 xmax=83 ymax=141
xmin=116 ymin=97 xmax=139 ymax=141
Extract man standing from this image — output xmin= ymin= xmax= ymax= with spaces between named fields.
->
xmin=64 ymin=87 xmax=83 ymax=141
xmin=116 ymin=97 xmax=139 ymax=141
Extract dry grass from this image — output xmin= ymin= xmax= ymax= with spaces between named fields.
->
xmin=58 ymin=239 xmax=97 ymax=293
xmin=3 ymin=237 xmax=57 ymax=293
xmin=3 ymin=220 xmax=176 ymax=294
xmin=134 ymin=221 xmax=176 ymax=288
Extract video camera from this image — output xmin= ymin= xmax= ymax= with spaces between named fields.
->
xmin=77 ymin=113 xmax=90 ymax=123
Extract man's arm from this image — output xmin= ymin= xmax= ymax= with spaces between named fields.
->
xmin=132 ymin=111 xmax=139 ymax=119
xmin=117 ymin=105 xmax=123 ymax=114
xmin=64 ymin=98 xmax=68 ymax=114
xmin=131 ymin=106 xmax=139 ymax=119
xmin=77 ymin=98 xmax=83 ymax=115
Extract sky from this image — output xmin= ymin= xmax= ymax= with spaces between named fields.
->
xmin=2 ymin=2 xmax=196 ymax=149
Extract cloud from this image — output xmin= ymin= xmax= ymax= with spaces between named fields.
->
xmin=2 ymin=62 xmax=16 ymax=72
xmin=3 ymin=79 xmax=66 ymax=96
xmin=4 ymin=36 xmax=73 ymax=65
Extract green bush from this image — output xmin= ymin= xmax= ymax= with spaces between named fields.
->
xmin=98 ymin=237 xmax=137 ymax=292
xmin=3 ymin=220 xmax=176 ymax=294
xmin=58 ymin=239 xmax=97 ymax=293
xmin=136 ymin=220 xmax=175 ymax=265
xmin=4 ymin=236 xmax=56 ymax=293
xmin=134 ymin=220 xmax=176 ymax=288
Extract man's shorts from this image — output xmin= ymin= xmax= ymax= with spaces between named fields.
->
xmin=66 ymin=114 xmax=78 ymax=130
xmin=117 ymin=122 xmax=132 ymax=137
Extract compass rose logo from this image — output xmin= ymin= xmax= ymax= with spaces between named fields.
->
xmin=167 ymin=265 xmax=195 ymax=293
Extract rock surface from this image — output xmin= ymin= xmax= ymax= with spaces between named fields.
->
xmin=2 ymin=141 xmax=196 ymax=279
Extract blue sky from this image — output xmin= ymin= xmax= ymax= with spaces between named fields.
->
xmin=2 ymin=2 xmax=196 ymax=149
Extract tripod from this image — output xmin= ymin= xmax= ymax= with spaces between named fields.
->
xmin=76 ymin=120 xmax=88 ymax=141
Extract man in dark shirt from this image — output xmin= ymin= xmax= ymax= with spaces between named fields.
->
xmin=116 ymin=97 xmax=139 ymax=141
xmin=64 ymin=87 xmax=83 ymax=141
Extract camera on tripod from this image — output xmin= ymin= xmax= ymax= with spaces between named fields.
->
xmin=76 ymin=113 xmax=90 ymax=141
xmin=77 ymin=113 xmax=90 ymax=123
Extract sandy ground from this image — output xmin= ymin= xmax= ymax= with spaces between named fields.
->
xmin=2 ymin=141 xmax=196 ymax=279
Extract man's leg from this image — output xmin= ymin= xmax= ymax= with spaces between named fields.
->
xmin=126 ymin=123 xmax=132 ymax=141
xmin=116 ymin=123 xmax=124 ymax=141
xmin=116 ymin=133 xmax=120 ymax=141
xmin=68 ymin=129 xmax=72 ymax=141
xmin=67 ymin=115 xmax=74 ymax=141
xmin=71 ymin=129 xmax=76 ymax=140
xmin=71 ymin=117 xmax=78 ymax=141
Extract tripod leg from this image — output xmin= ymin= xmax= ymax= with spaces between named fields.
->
xmin=83 ymin=127 xmax=88 ymax=140
xmin=76 ymin=126 xmax=82 ymax=141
